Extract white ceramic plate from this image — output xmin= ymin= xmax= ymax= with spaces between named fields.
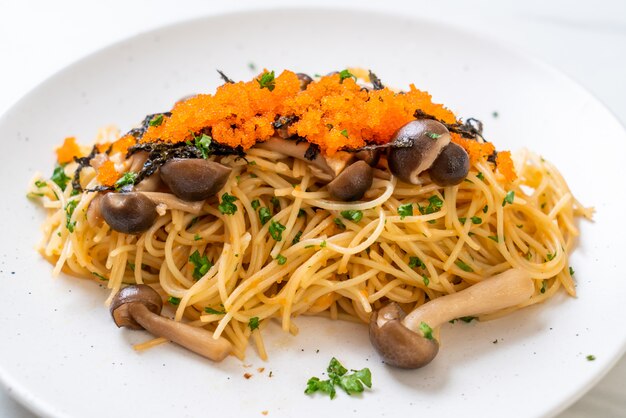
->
xmin=1 ymin=8 xmax=625 ymax=418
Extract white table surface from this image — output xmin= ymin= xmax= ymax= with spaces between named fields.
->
xmin=1 ymin=0 xmax=624 ymax=417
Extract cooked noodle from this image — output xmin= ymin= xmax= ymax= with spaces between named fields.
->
xmin=29 ymin=135 xmax=590 ymax=360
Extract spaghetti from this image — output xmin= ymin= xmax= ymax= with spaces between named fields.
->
xmin=28 ymin=70 xmax=591 ymax=361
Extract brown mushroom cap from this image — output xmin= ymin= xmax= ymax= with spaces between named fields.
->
xmin=369 ymin=302 xmax=439 ymax=369
xmin=160 ymin=158 xmax=232 ymax=201
xmin=428 ymin=142 xmax=470 ymax=186
xmin=110 ymin=284 xmax=163 ymax=330
xmin=354 ymin=149 xmax=381 ymax=167
xmin=388 ymin=120 xmax=451 ymax=184
xmin=100 ymin=192 xmax=158 ymax=234
xmin=327 ymin=161 xmax=374 ymax=201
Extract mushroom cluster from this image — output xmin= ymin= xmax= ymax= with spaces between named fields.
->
xmin=369 ymin=269 xmax=534 ymax=368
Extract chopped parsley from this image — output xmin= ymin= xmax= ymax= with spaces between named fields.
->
xmin=340 ymin=129 xmax=349 ymax=138
xmin=298 ymin=208 xmax=306 ymax=218
xmin=482 ymin=205 xmax=488 ymax=213
xmin=340 ymin=210 xmax=363 ymax=223
xmin=91 ymin=271 xmax=107 ymax=281
xmin=305 ymin=357 xmax=372 ymax=399
xmin=251 ymin=199 xmax=261 ymax=210
xmin=257 ymin=71 xmax=276 ymax=91
xmin=419 ymin=322 xmax=434 ymax=340
xmin=569 ymin=266 xmax=575 ymax=276
xmin=268 ymin=220 xmax=286 ymax=241
xmin=397 ymin=203 xmax=413 ymax=219
xmin=586 ymin=355 xmax=596 ymax=361
xmin=35 ymin=179 xmax=47 ymax=188
xmin=320 ymin=240 xmax=327 ymax=248
xmin=455 ymin=260 xmax=474 ymax=272
xmin=488 ymin=235 xmax=500 ymax=243
xmin=422 ymin=275 xmax=430 ymax=286
xmin=338 ymin=69 xmax=356 ymax=83
xmin=167 ymin=296 xmax=181 ymax=305
xmin=189 ymin=250 xmax=212 ymax=280
xmin=65 ymin=200 xmax=78 ymax=233
xmin=259 ymin=207 xmax=272 ymax=225
xmin=471 ymin=216 xmax=482 ymax=224
xmin=276 ymin=254 xmax=287 ymax=265
xmin=476 ymin=172 xmax=485 ymax=181
xmin=114 ymin=172 xmax=137 ymax=190
xmin=459 ymin=217 xmax=467 ymax=224
xmin=51 ymin=165 xmax=71 ymax=191
xmin=204 ymin=306 xmax=226 ymax=315
xmin=418 ymin=195 xmax=444 ymax=220
xmin=149 ymin=114 xmax=164 ymax=127
xmin=192 ymin=133 xmax=212 ymax=159
xmin=218 ymin=193 xmax=238 ymax=215
xmin=408 ymin=256 xmax=425 ymax=269
xmin=292 ymin=231 xmax=302 ymax=244
xmin=540 ymin=280 xmax=547 ymax=294
xmin=425 ymin=131 xmax=442 ymax=139
xmin=546 ymin=252 xmax=556 ymax=261
xmin=193 ymin=234 xmax=201 ymax=241
xmin=502 ymin=190 xmax=515 ymax=206
xmin=333 ymin=218 xmax=346 ymax=230
xmin=248 ymin=316 xmax=260 ymax=331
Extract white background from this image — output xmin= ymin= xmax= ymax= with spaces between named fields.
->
xmin=0 ymin=0 xmax=624 ymax=416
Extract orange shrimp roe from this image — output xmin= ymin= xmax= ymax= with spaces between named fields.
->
xmin=56 ymin=137 xmax=83 ymax=164
xmin=111 ymin=135 xmax=136 ymax=155
xmin=142 ymin=70 xmax=457 ymax=155
xmin=496 ymin=150 xmax=517 ymax=182
xmin=96 ymin=160 xmax=119 ymax=186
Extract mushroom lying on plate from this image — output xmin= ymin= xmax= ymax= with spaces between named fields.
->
xmin=110 ymin=284 xmax=232 ymax=361
xmin=369 ymin=269 xmax=534 ymax=368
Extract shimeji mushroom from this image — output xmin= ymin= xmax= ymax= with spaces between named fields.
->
xmin=256 ymin=137 xmax=374 ymax=201
xmin=369 ymin=268 xmax=534 ymax=368
xmin=387 ymin=119 xmax=453 ymax=184
xmin=159 ymin=158 xmax=232 ymax=201
xmin=110 ymin=284 xmax=232 ymax=362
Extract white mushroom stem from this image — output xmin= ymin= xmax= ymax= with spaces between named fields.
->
xmin=256 ymin=137 xmax=354 ymax=176
xmin=128 ymin=303 xmax=232 ymax=362
xmin=392 ymin=269 xmax=534 ymax=333
xmin=139 ymin=192 xmax=204 ymax=214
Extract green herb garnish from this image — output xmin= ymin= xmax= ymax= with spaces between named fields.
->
xmin=259 ymin=207 xmax=272 ymax=225
xmin=149 ymin=114 xmax=164 ymax=127
xmin=248 ymin=316 xmax=260 ymax=331
xmin=476 ymin=172 xmax=485 ymax=181
xmin=91 ymin=272 xmax=107 ymax=281
xmin=218 ymin=193 xmax=238 ymax=215
xmin=546 ymin=252 xmax=556 ymax=261
xmin=276 ymin=254 xmax=287 ymax=265
xmin=419 ymin=322 xmax=434 ymax=340
xmin=204 ymin=306 xmax=226 ymax=315
xmin=168 ymin=296 xmax=181 ymax=305
xmin=540 ymin=280 xmax=547 ymax=294
xmin=65 ymin=200 xmax=78 ymax=232
xmin=269 ymin=220 xmax=286 ymax=241
xmin=35 ymin=179 xmax=47 ymax=188
xmin=455 ymin=260 xmax=474 ymax=272
xmin=471 ymin=216 xmax=482 ymax=224
xmin=425 ymin=131 xmax=441 ymax=139
xmin=338 ymin=69 xmax=356 ymax=83
xmin=320 ymin=240 xmax=327 ymax=248
xmin=408 ymin=256 xmax=425 ymax=269
xmin=114 ymin=172 xmax=137 ymax=190
xmin=341 ymin=210 xmax=363 ymax=223
xmin=189 ymin=250 xmax=212 ymax=280
xmin=51 ymin=165 xmax=71 ymax=191
xmin=586 ymin=355 xmax=596 ymax=361
xmin=251 ymin=199 xmax=260 ymax=210
xmin=257 ymin=71 xmax=276 ymax=91
xmin=193 ymin=234 xmax=201 ymax=241
xmin=422 ymin=275 xmax=430 ymax=286
xmin=488 ymin=235 xmax=500 ymax=243
xmin=305 ymin=357 xmax=372 ymax=399
xmin=418 ymin=195 xmax=444 ymax=218
xmin=192 ymin=133 xmax=212 ymax=159
xmin=482 ymin=205 xmax=488 ymax=213
xmin=397 ymin=203 xmax=413 ymax=219
xmin=340 ymin=129 xmax=348 ymax=138
xmin=333 ymin=218 xmax=346 ymax=230
xmin=502 ymin=191 xmax=515 ymax=206
xmin=569 ymin=266 xmax=575 ymax=276
xmin=292 ymin=231 xmax=302 ymax=244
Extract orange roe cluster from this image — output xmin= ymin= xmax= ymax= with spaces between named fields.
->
xmin=96 ymin=160 xmax=119 ymax=186
xmin=56 ymin=137 xmax=83 ymax=164
xmin=495 ymin=151 xmax=517 ymax=182
xmin=142 ymin=70 xmax=456 ymax=155
xmin=111 ymin=134 xmax=136 ymax=155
